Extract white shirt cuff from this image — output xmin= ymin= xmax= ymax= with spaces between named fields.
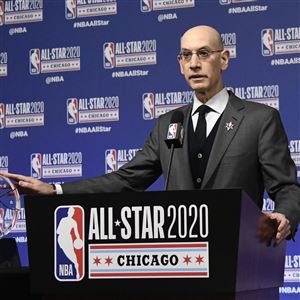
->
xmin=54 ymin=184 xmax=63 ymax=195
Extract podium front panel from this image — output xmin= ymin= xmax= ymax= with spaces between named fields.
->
xmin=24 ymin=189 xmax=284 ymax=297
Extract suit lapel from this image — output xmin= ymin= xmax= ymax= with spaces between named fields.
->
xmin=201 ymin=93 xmax=245 ymax=188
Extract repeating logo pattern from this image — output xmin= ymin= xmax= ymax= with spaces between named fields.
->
xmin=103 ymin=40 xmax=157 ymax=69
xmin=67 ymin=96 xmax=119 ymax=125
xmin=103 ymin=42 xmax=115 ymax=69
xmin=284 ymin=255 xmax=300 ymax=283
xmin=0 ymin=51 xmax=7 ymax=76
xmin=0 ymin=103 xmax=4 ymax=129
xmin=29 ymin=49 xmax=41 ymax=75
xmin=219 ymin=0 xmax=268 ymax=14
xmin=65 ymin=0 xmax=76 ymax=19
xmin=140 ymin=0 xmax=195 ymax=12
xmin=227 ymin=84 xmax=280 ymax=110
xmin=142 ymin=93 xmax=154 ymax=120
xmin=29 ymin=46 xmax=81 ymax=75
xmin=0 ymin=1 xmax=4 ymax=26
xmin=219 ymin=0 xmax=257 ymax=4
xmin=0 ymin=0 xmax=43 ymax=25
xmin=65 ymin=0 xmax=117 ymax=19
xmin=30 ymin=153 xmax=42 ymax=178
xmin=261 ymin=29 xmax=274 ymax=56
xmin=67 ymin=98 xmax=78 ymax=124
xmin=261 ymin=27 xmax=300 ymax=57
xmin=30 ymin=152 xmax=83 ymax=179
xmin=0 ymin=101 xmax=44 ymax=129
xmin=105 ymin=149 xmax=117 ymax=173
xmin=142 ymin=91 xmax=193 ymax=120
xmin=0 ymin=155 xmax=8 ymax=173
xmin=105 ymin=148 xmax=140 ymax=174
xmin=221 ymin=32 xmax=237 ymax=58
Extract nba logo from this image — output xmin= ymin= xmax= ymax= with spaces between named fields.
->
xmin=103 ymin=42 xmax=115 ymax=69
xmin=140 ymin=0 xmax=152 ymax=12
xmin=29 ymin=49 xmax=41 ymax=75
xmin=142 ymin=93 xmax=155 ymax=120
xmin=167 ymin=123 xmax=178 ymax=140
xmin=0 ymin=103 xmax=5 ymax=129
xmin=0 ymin=1 xmax=4 ymax=26
xmin=54 ymin=205 xmax=84 ymax=281
xmin=105 ymin=149 xmax=117 ymax=174
xmin=67 ymin=98 xmax=78 ymax=125
xmin=65 ymin=0 xmax=76 ymax=19
xmin=30 ymin=153 xmax=42 ymax=179
xmin=219 ymin=0 xmax=231 ymax=4
xmin=261 ymin=29 xmax=274 ymax=56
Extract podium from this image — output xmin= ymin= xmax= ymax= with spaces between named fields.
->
xmin=0 ymin=238 xmax=21 ymax=268
xmin=24 ymin=189 xmax=285 ymax=300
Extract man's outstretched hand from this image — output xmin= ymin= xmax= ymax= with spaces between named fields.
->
xmin=0 ymin=172 xmax=55 ymax=195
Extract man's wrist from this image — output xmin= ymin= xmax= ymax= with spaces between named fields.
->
xmin=50 ymin=184 xmax=57 ymax=195
xmin=51 ymin=184 xmax=63 ymax=195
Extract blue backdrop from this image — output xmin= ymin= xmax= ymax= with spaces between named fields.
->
xmin=0 ymin=0 xmax=299 ymax=298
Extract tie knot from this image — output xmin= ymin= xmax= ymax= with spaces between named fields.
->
xmin=195 ymin=105 xmax=211 ymax=117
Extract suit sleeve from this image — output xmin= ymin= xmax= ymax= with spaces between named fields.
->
xmin=258 ymin=108 xmax=300 ymax=232
xmin=62 ymin=119 xmax=163 ymax=194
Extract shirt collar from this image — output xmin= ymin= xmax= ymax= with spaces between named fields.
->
xmin=191 ymin=88 xmax=229 ymax=116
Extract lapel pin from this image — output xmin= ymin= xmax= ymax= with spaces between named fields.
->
xmin=225 ymin=121 xmax=234 ymax=131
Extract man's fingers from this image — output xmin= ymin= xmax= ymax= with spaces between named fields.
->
xmin=18 ymin=181 xmax=30 ymax=187
xmin=0 ymin=172 xmax=36 ymax=184
xmin=272 ymin=213 xmax=290 ymax=234
xmin=265 ymin=212 xmax=291 ymax=245
xmin=18 ymin=180 xmax=38 ymax=191
xmin=277 ymin=219 xmax=289 ymax=232
xmin=273 ymin=215 xmax=290 ymax=243
xmin=276 ymin=224 xmax=291 ymax=240
xmin=0 ymin=172 xmax=54 ymax=195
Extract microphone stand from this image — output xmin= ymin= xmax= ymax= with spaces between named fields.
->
xmin=164 ymin=143 xmax=175 ymax=191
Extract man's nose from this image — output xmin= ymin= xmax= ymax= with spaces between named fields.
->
xmin=189 ymin=53 xmax=201 ymax=69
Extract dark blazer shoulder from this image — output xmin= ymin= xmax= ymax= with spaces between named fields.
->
xmin=228 ymin=90 xmax=279 ymax=116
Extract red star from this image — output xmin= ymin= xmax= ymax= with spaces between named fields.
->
xmin=183 ymin=255 xmax=192 ymax=265
xmin=93 ymin=256 xmax=101 ymax=266
xmin=195 ymin=255 xmax=204 ymax=265
xmin=105 ymin=256 xmax=113 ymax=266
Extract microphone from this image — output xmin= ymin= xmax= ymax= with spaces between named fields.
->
xmin=164 ymin=111 xmax=184 ymax=190
xmin=164 ymin=111 xmax=184 ymax=148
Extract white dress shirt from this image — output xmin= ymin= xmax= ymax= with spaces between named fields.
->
xmin=191 ymin=88 xmax=229 ymax=136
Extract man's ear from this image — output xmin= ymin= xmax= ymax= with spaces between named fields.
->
xmin=220 ymin=50 xmax=230 ymax=71
xmin=177 ymin=55 xmax=184 ymax=75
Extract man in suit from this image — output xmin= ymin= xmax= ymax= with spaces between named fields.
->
xmin=1 ymin=25 xmax=300 ymax=244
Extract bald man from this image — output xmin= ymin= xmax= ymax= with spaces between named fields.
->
xmin=2 ymin=25 xmax=300 ymax=243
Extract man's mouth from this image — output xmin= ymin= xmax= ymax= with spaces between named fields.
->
xmin=189 ymin=74 xmax=207 ymax=80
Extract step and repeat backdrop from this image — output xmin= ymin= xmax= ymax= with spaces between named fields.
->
xmin=0 ymin=0 xmax=299 ymax=298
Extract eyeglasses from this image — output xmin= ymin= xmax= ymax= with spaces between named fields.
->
xmin=178 ymin=48 xmax=223 ymax=62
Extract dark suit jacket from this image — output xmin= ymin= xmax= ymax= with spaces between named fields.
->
xmin=62 ymin=92 xmax=300 ymax=231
